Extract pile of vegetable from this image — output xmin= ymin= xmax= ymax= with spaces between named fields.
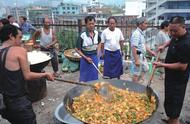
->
xmin=71 ymin=84 xmax=156 ymax=124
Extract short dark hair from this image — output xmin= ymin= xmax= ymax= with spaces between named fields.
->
xmin=136 ymin=17 xmax=147 ymax=26
xmin=160 ymin=21 xmax=169 ymax=29
xmin=20 ymin=16 xmax=27 ymax=21
xmin=170 ymin=16 xmax=185 ymax=25
xmin=0 ymin=18 xmax=10 ymax=25
xmin=42 ymin=17 xmax=50 ymax=24
xmin=7 ymin=15 xmax=13 ymax=19
xmin=0 ymin=25 xmax=19 ymax=43
xmin=85 ymin=16 xmax=95 ymax=24
xmin=107 ymin=16 xmax=117 ymax=23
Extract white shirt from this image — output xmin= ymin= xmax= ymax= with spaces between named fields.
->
xmin=12 ymin=22 xmax=20 ymax=28
xmin=130 ymin=27 xmax=146 ymax=62
xmin=130 ymin=27 xmax=146 ymax=54
xmin=101 ymin=27 xmax=124 ymax=51
xmin=155 ymin=30 xmax=170 ymax=59
xmin=80 ymin=30 xmax=99 ymax=51
xmin=40 ymin=28 xmax=53 ymax=47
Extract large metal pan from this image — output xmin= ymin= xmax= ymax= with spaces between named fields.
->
xmin=27 ymin=51 xmax=52 ymax=72
xmin=54 ymin=79 xmax=159 ymax=124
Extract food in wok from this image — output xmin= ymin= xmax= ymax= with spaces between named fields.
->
xmin=69 ymin=83 xmax=156 ymax=124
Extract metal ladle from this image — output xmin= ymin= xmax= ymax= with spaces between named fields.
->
xmin=91 ymin=62 xmax=112 ymax=100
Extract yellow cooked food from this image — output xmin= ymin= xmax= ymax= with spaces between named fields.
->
xmin=70 ymin=84 xmax=156 ymax=124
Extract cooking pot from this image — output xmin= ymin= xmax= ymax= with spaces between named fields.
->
xmin=26 ymin=50 xmax=52 ymax=102
xmin=54 ymin=79 xmax=159 ymax=124
xmin=27 ymin=50 xmax=52 ymax=72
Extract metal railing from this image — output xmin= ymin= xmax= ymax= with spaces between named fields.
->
xmin=31 ymin=19 xmax=190 ymax=59
xmin=31 ymin=19 xmax=157 ymax=59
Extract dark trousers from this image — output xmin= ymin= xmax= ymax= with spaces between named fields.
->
xmin=41 ymin=47 xmax=58 ymax=73
xmin=2 ymin=95 xmax=37 ymax=124
xmin=164 ymin=77 xmax=188 ymax=118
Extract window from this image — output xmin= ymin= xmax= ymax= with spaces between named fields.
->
xmin=158 ymin=16 xmax=164 ymax=20
xmin=67 ymin=7 xmax=70 ymax=10
xmin=62 ymin=7 xmax=65 ymax=10
xmin=167 ymin=1 xmax=190 ymax=9
xmin=186 ymin=16 xmax=190 ymax=20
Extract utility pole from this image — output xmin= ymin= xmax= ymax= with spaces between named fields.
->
xmin=51 ymin=1 xmax=55 ymax=24
xmin=15 ymin=0 xmax=19 ymax=22
xmin=155 ymin=0 xmax=158 ymax=26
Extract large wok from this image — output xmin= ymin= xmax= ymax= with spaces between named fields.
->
xmin=54 ymin=79 xmax=159 ymax=124
xmin=27 ymin=51 xmax=52 ymax=72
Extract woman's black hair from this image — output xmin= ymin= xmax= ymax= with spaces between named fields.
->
xmin=107 ymin=16 xmax=117 ymax=23
xmin=160 ymin=21 xmax=169 ymax=29
xmin=84 ymin=16 xmax=95 ymax=24
xmin=7 ymin=15 xmax=13 ymax=19
xmin=0 ymin=25 xmax=19 ymax=43
xmin=0 ymin=18 xmax=10 ymax=25
xmin=19 ymin=16 xmax=27 ymax=21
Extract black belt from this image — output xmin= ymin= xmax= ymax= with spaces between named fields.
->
xmin=136 ymin=50 xmax=142 ymax=55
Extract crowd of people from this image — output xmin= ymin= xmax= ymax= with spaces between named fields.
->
xmin=0 ymin=14 xmax=190 ymax=124
xmin=76 ymin=15 xmax=190 ymax=124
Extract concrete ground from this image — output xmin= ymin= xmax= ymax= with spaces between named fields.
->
xmin=1 ymin=64 xmax=190 ymax=124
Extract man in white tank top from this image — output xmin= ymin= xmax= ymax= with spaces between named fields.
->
xmin=32 ymin=17 xmax=60 ymax=77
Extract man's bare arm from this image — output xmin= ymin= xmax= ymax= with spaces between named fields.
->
xmin=145 ymin=45 xmax=156 ymax=56
xmin=132 ymin=46 xmax=140 ymax=66
xmin=154 ymin=62 xmax=187 ymax=71
xmin=157 ymin=41 xmax=171 ymax=52
xmin=120 ymin=40 xmax=124 ymax=52
xmin=75 ymin=48 xmax=92 ymax=63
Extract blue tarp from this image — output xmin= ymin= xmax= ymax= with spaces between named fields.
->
xmin=61 ymin=54 xmax=79 ymax=72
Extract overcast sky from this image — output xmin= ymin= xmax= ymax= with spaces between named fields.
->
xmin=67 ymin=0 xmax=125 ymax=5
xmin=0 ymin=0 xmax=125 ymax=7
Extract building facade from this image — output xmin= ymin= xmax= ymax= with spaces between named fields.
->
xmin=52 ymin=2 xmax=81 ymax=15
xmin=6 ymin=7 xmax=27 ymax=22
xmin=27 ymin=7 xmax=52 ymax=22
xmin=145 ymin=0 xmax=190 ymax=25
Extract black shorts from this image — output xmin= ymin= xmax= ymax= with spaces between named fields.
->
xmin=2 ymin=95 xmax=37 ymax=124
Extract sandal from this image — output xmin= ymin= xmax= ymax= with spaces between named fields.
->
xmin=53 ymin=72 xmax=62 ymax=78
xmin=161 ymin=118 xmax=169 ymax=123
xmin=159 ymin=74 xmax=164 ymax=80
xmin=162 ymin=118 xmax=185 ymax=124
xmin=161 ymin=116 xmax=169 ymax=123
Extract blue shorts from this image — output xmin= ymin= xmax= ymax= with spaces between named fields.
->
xmin=130 ymin=61 xmax=148 ymax=76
